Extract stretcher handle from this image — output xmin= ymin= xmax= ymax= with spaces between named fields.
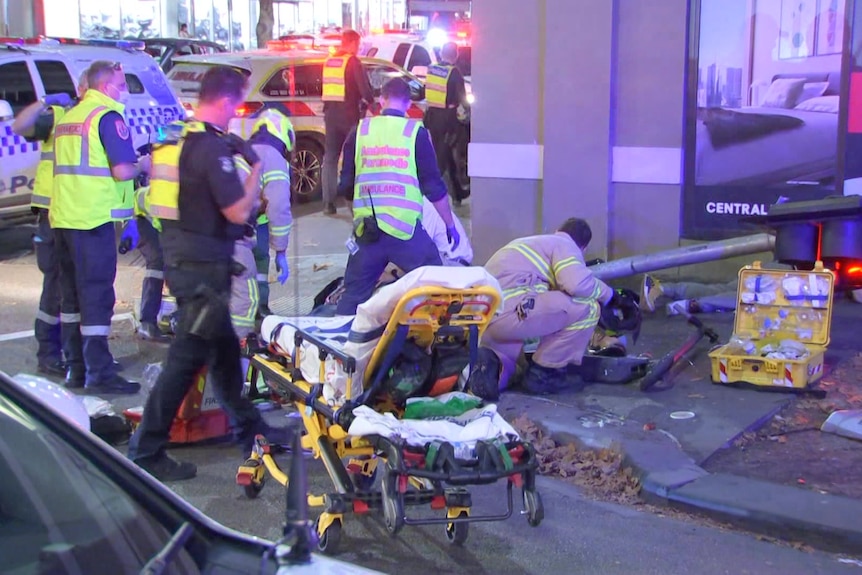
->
xmin=408 ymin=299 xmax=492 ymax=316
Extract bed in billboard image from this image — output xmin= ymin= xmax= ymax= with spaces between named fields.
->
xmin=695 ymin=72 xmax=841 ymax=186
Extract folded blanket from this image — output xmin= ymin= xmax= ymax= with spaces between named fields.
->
xmin=698 ymin=107 xmax=804 ymax=149
xmin=347 ymin=404 xmax=519 ymax=456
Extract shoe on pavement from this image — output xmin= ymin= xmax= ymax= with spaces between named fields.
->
xmin=256 ymin=304 xmax=273 ymax=320
xmin=38 ymin=358 xmax=68 ymax=378
xmin=136 ymin=454 xmax=197 ymax=482
xmin=138 ymin=321 xmax=171 ymax=343
xmin=666 ymin=299 xmax=691 ymax=316
xmin=641 ymin=275 xmax=664 ymax=312
xmin=522 ymin=363 xmax=570 ymax=395
xmin=85 ymin=375 xmax=141 ymax=395
xmin=65 ymin=366 xmax=85 ymax=389
xmin=324 ymin=202 xmax=337 ymax=215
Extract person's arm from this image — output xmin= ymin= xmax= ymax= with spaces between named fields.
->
xmin=338 ymin=126 xmax=359 ymax=204
xmin=350 ymin=56 xmax=375 ymax=105
xmin=552 ymin=240 xmax=613 ymax=302
xmin=194 ymin=134 xmax=263 ymax=225
xmin=12 ymin=102 xmax=54 ymax=139
xmin=449 ymin=67 xmax=469 ymax=109
xmin=98 ymin=112 xmax=149 ymax=181
xmin=415 ymin=126 xmax=454 ymax=228
xmin=257 ymin=145 xmax=293 ymax=252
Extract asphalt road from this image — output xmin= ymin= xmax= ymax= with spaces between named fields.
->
xmin=1 ymin=212 xmax=861 ymax=575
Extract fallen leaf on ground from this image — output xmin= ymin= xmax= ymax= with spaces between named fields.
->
xmin=302 ymin=241 xmax=319 ymax=247
xmin=313 ymin=263 xmax=332 ymax=272
xmin=687 ymin=393 xmax=705 ymax=399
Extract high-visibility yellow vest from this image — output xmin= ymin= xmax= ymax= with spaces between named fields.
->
xmin=147 ymin=121 xmax=205 ymax=231
xmin=353 ymin=116 xmax=423 ymax=241
xmin=31 ymin=104 xmax=66 ymax=210
xmin=425 ymin=64 xmax=454 ymax=109
xmin=322 ymin=56 xmax=349 ymax=102
xmin=50 ymin=90 xmax=134 ymax=230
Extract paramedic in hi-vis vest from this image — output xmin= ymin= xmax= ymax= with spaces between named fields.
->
xmin=11 ymin=70 xmax=89 ymax=379
xmin=482 ymin=218 xmax=620 ymax=395
xmin=51 ymin=61 xmax=150 ymax=395
xmin=335 ymin=77 xmax=458 ymax=316
xmin=423 ymin=42 xmax=470 ymax=205
xmin=229 ymin=109 xmax=294 ymax=336
xmin=127 ymin=66 xmax=289 ymax=482
xmin=321 ymin=29 xmax=374 ymax=216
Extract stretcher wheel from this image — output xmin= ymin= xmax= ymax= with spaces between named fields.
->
xmin=381 ymin=473 xmax=405 ymax=536
xmin=445 ymin=512 xmax=469 ymax=546
xmin=314 ymin=516 xmax=342 ymax=555
xmin=523 ymin=489 xmax=544 ymax=527
xmin=240 ymin=459 xmax=265 ymax=499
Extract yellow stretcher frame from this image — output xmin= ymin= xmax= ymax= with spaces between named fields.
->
xmin=235 ymin=285 xmax=544 ymax=555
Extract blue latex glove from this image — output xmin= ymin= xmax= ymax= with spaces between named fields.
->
xmin=275 ymin=251 xmax=289 ymax=284
xmin=43 ymin=93 xmax=72 ymax=107
xmin=119 ymin=218 xmax=140 ymax=254
xmin=446 ymin=225 xmax=460 ymax=250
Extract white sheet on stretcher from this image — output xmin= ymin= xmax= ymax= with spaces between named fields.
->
xmin=260 ymin=265 xmax=503 ymax=407
xmin=347 ymin=404 xmax=518 ymax=456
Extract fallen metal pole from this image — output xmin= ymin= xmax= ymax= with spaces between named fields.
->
xmin=590 ymin=233 xmax=775 ymax=281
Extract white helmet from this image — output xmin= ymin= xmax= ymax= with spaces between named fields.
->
xmin=11 ymin=374 xmax=91 ymax=431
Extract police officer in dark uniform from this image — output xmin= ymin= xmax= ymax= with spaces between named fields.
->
xmin=127 ymin=66 xmax=286 ymax=481
xmin=321 ymin=29 xmax=375 ymax=215
xmin=423 ymin=42 xmax=470 ymax=205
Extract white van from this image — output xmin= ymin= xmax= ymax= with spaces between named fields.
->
xmin=0 ymin=38 xmax=185 ymax=228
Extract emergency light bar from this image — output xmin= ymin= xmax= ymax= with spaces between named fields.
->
xmin=51 ymin=37 xmax=146 ymax=50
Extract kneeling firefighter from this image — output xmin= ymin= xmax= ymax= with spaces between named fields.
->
xmin=127 ymin=66 xmax=290 ymax=482
xmin=229 ymin=109 xmax=295 ymax=336
xmin=473 ymin=218 xmax=631 ymax=397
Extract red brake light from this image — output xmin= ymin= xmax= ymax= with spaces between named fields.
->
xmin=235 ymin=102 xmax=264 ymax=117
xmin=848 ymin=265 xmax=862 ymax=275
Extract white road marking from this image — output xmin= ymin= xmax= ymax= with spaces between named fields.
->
xmin=0 ymin=312 xmax=135 ymax=342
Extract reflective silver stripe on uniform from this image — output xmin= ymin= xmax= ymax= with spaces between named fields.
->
xmin=374 ymin=213 xmax=413 ymax=236
xmin=256 ymin=273 xmax=269 ymax=282
xmin=401 ymin=120 xmax=418 ymax=137
xmin=355 ymin=172 xmax=420 ymax=187
xmin=53 ymin=165 xmax=113 ymax=176
xmin=55 ymin=106 xmax=111 ymax=177
xmin=35 ymin=310 xmax=60 ymax=325
xmin=151 ymin=163 xmax=179 ymax=182
xmin=31 ymin=194 xmax=51 ymax=208
xmin=150 ymin=205 xmax=179 ymax=219
xmin=60 ymin=312 xmax=81 ymax=323
xmin=40 ymin=151 xmax=55 ymax=161
xmin=81 ymin=325 xmax=111 ymax=337
xmin=111 ymin=208 xmax=134 ymax=219
xmin=144 ymin=269 xmax=164 ymax=280
xmin=359 ymin=118 xmax=372 ymax=136
xmin=353 ymin=196 xmax=421 ymax=211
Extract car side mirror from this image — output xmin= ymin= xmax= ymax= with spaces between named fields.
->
xmin=0 ymin=100 xmax=13 ymax=121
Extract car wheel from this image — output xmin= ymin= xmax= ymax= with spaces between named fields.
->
xmin=290 ymin=138 xmax=323 ymax=204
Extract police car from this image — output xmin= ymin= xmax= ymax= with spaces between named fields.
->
xmin=167 ymin=41 xmax=428 ymax=203
xmin=359 ymin=28 xmax=472 ymax=81
xmin=0 ymin=37 xmax=184 ymax=228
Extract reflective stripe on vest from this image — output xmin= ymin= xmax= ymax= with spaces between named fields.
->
xmin=322 ymin=56 xmax=349 ymax=102
xmin=147 ymin=121 xmax=205 ymax=226
xmin=31 ymin=105 xmax=65 ymax=209
xmin=425 ymin=64 xmax=454 ymax=109
xmin=352 ymin=116 xmax=423 ymax=240
xmin=51 ymin=90 xmax=134 ymax=229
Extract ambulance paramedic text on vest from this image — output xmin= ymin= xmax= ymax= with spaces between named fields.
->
xmin=127 ymin=66 xmax=289 ymax=482
xmin=335 ymin=77 xmax=459 ymax=316
xmin=50 ymin=60 xmax=150 ymax=395
xmin=321 ymin=29 xmax=375 ymax=215
xmin=11 ymin=69 xmax=89 ymax=379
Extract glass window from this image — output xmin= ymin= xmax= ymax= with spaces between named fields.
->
xmin=122 ymin=0 xmax=161 ymax=39
xmin=406 ymin=45 xmax=432 ymax=72
xmin=0 ymin=62 xmax=37 ymax=114
xmin=683 ymin=0 xmax=850 ymax=239
xmin=125 ymin=74 xmax=145 ymax=95
xmin=365 ymin=62 xmax=424 ymax=101
xmin=193 ymin=0 xmax=213 ymax=41
xmin=392 ymin=43 xmax=411 ymax=67
xmin=79 ymin=0 xmax=122 ymax=39
xmin=0 ymin=393 xmax=199 ymax=574
xmin=261 ymin=64 xmax=324 ymax=98
xmin=35 ymin=61 xmax=76 ymax=100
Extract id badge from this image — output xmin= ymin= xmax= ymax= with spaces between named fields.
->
xmin=345 ymin=237 xmax=359 ymax=255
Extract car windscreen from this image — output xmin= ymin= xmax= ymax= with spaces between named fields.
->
xmin=0 ymin=392 xmax=200 ymax=574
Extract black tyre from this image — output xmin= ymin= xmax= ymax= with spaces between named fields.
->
xmin=314 ymin=516 xmax=342 ymax=555
xmin=523 ymin=489 xmax=544 ymax=527
xmin=290 ymin=137 xmax=323 ymax=204
xmin=445 ymin=511 xmax=469 ymax=545
xmin=381 ymin=473 xmax=405 ymax=536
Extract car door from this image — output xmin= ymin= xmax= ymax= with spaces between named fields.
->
xmin=363 ymin=61 xmax=427 ymax=119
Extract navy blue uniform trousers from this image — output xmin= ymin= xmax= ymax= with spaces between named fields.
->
xmin=54 ymin=222 xmax=118 ymax=386
xmin=137 ymin=216 xmax=165 ymax=324
xmin=126 ymin=261 xmax=262 ymax=462
xmin=34 ymin=209 xmax=63 ymax=363
xmin=253 ymin=221 xmax=270 ymax=309
xmin=335 ymin=226 xmax=442 ymax=316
